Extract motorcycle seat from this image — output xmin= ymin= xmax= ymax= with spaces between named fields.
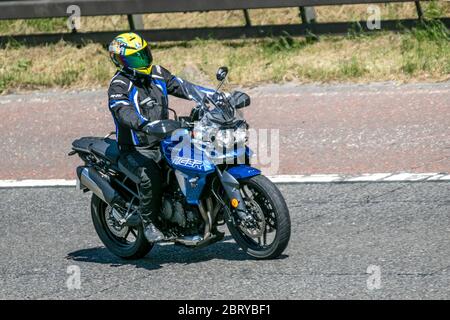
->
xmin=72 ymin=137 xmax=120 ymax=164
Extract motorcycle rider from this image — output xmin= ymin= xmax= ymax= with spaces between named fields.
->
xmin=107 ymin=32 xmax=221 ymax=242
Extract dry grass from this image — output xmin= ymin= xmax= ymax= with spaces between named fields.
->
xmin=0 ymin=2 xmax=449 ymax=93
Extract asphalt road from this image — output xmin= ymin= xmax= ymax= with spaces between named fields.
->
xmin=1 ymin=182 xmax=449 ymax=299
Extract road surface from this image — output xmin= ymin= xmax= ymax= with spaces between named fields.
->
xmin=0 ymin=82 xmax=449 ymax=179
xmin=1 ymin=182 xmax=449 ymax=299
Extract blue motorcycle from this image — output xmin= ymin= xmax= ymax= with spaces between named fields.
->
xmin=71 ymin=67 xmax=290 ymax=260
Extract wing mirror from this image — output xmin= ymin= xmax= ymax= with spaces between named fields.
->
xmin=230 ymin=91 xmax=251 ymax=109
xmin=216 ymin=66 xmax=228 ymax=82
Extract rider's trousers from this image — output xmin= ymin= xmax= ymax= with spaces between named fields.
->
xmin=118 ymin=146 xmax=163 ymax=223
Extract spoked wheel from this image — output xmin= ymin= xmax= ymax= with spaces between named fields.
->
xmin=91 ymin=194 xmax=153 ymax=259
xmin=226 ymin=175 xmax=291 ymax=259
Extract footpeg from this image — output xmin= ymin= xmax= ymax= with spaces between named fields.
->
xmin=123 ymin=211 xmax=142 ymax=227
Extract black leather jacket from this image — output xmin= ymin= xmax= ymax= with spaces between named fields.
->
xmin=108 ymin=65 xmax=216 ymax=148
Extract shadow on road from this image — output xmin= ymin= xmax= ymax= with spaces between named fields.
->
xmin=66 ymin=237 xmax=288 ymax=271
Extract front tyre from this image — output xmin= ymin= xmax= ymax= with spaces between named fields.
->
xmin=91 ymin=194 xmax=153 ymax=259
xmin=226 ymin=175 xmax=291 ymax=259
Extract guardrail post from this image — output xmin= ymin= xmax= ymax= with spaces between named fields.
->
xmin=299 ymin=6 xmax=317 ymax=24
xmin=299 ymin=6 xmax=318 ymax=40
xmin=243 ymin=9 xmax=252 ymax=27
xmin=127 ymin=14 xmax=144 ymax=31
xmin=414 ymin=1 xmax=424 ymax=21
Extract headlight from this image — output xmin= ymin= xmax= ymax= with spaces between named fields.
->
xmin=234 ymin=126 xmax=248 ymax=146
xmin=192 ymin=116 xmax=216 ymax=143
xmin=214 ymin=124 xmax=248 ymax=149
xmin=214 ymin=129 xmax=234 ymax=149
xmin=192 ymin=117 xmax=248 ymax=154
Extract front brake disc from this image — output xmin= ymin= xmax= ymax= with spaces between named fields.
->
xmin=238 ymin=200 xmax=266 ymax=238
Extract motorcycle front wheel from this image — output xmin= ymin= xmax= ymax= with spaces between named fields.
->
xmin=91 ymin=194 xmax=153 ymax=259
xmin=226 ymin=175 xmax=291 ymax=259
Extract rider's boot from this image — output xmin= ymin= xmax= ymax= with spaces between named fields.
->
xmin=143 ymin=221 xmax=164 ymax=242
xmin=122 ymin=205 xmax=163 ymax=242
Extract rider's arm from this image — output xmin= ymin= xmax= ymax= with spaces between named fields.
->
xmin=159 ymin=66 xmax=217 ymax=103
xmin=108 ymin=79 xmax=148 ymax=131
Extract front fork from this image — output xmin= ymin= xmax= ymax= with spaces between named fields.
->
xmin=216 ymin=168 xmax=249 ymax=222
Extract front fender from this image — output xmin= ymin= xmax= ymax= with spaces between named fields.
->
xmin=226 ymin=165 xmax=261 ymax=180
xmin=217 ymin=170 xmax=247 ymax=220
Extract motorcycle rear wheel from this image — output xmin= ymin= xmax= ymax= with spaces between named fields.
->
xmin=226 ymin=175 xmax=291 ymax=259
xmin=91 ymin=194 xmax=153 ymax=259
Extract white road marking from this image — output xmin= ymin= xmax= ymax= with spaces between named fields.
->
xmin=269 ymin=174 xmax=342 ymax=183
xmin=0 ymin=173 xmax=449 ymax=188
xmin=0 ymin=179 xmax=77 ymax=188
xmin=251 ymin=90 xmax=450 ymax=99
xmin=345 ymin=173 xmax=393 ymax=182
xmin=269 ymin=173 xmax=450 ymax=183
xmin=382 ymin=173 xmax=438 ymax=181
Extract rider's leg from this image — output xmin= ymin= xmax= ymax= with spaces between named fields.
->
xmin=119 ymin=148 xmax=164 ymax=242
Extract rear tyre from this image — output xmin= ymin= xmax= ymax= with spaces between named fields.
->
xmin=226 ymin=175 xmax=291 ymax=259
xmin=91 ymin=194 xmax=153 ymax=259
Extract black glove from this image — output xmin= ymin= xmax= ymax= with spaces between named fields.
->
xmin=141 ymin=120 xmax=181 ymax=139
xmin=140 ymin=121 xmax=154 ymax=134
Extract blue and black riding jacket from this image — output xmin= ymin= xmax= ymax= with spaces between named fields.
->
xmin=108 ymin=65 xmax=215 ymax=149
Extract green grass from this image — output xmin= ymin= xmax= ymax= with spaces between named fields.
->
xmin=0 ymin=18 xmax=67 ymax=35
xmin=338 ymin=56 xmax=367 ymax=78
xmin=401 ymin=20 xmax=450 ymax=75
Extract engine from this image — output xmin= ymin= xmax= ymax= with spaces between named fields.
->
xmin=160 ymin=169 xmax=203 ymax=235
xmin=161 ymin=197 xmax=186 ymax=227
xmin=160 ymin=195 xmax=203 ymax=235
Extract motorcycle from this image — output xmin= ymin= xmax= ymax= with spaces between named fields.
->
xmin=70 ymin=67 xmax=291 ymax=260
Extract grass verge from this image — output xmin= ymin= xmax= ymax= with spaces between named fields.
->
xmin=0 ymin=3 xmax=448 ymax=93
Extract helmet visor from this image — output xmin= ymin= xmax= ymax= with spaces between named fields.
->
xmin=121 ymin=46 xmax=153 ymax=69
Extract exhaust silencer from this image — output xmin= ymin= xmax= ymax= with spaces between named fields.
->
xmin=76 ymin=166 xmax=121 ymax=205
